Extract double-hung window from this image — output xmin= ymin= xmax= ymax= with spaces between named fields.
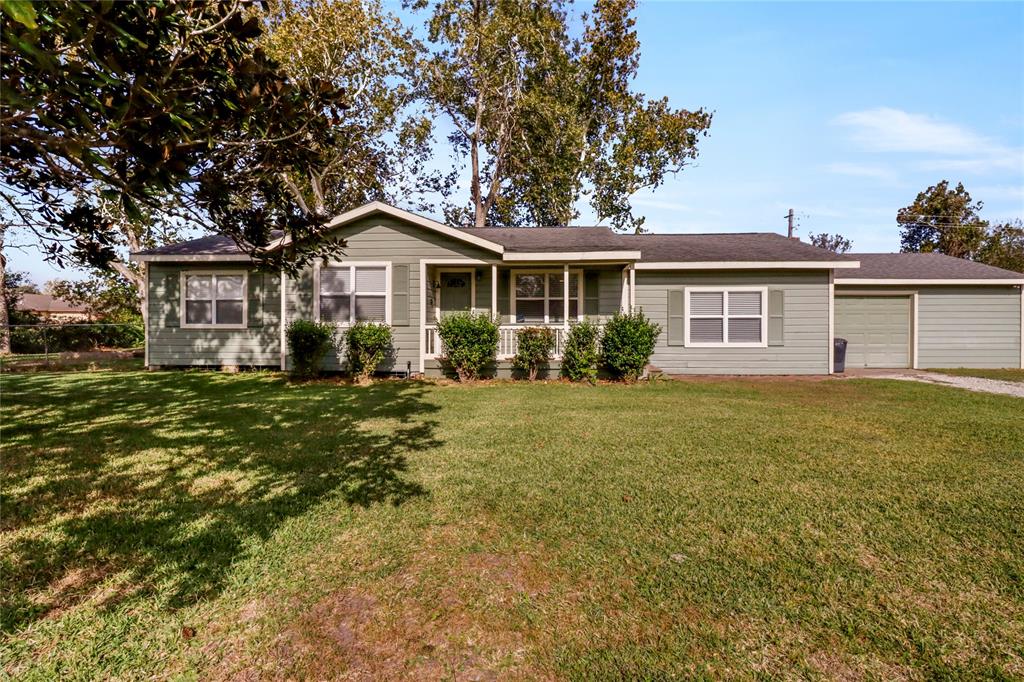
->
xmin=685 ymin=287 xmax=767 ymax=347
xmin=182 ymin=272 xmax=246 ymax=327
xmin=512 ymin=271 xmax=580 ymax=324
xmin=318 ymin=263 xmax=390 ymax=325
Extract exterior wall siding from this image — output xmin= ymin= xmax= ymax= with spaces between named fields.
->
xmin=147 ymin=264 xmax=281 ymax=367
xmin=917 ymin=286 xmax=1021 ymax=368
xmin=636 ymin=271 xmax=830 ymax=375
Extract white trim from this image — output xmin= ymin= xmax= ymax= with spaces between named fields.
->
xmin=828 ymin=271 xmax=834 ymax=375
xmin=179 ymin=270 xmax=248 ymax=329
xmin=834 ymin=289 xmax=918 ymax=296
xmin=1020 ymin=287 xmax=1023 ymax=369
xmin=509 ymin=269 xmax=583 ymax=325
xmin=419 ymin=261 xmax=427 ymax=374
xmin=279 ymin=269 xmax=287 ymax=370
xmin=502 ymin=251 xmax=641 ymax=262
xmin=143 ymin=262 xmax=149 ymax=369
xmin=629 ymin=266 xmax=636 ymax=312
xmin=621 ymin=266 xmax=629 ymax=311
xmin=912 ymin=292 xmax=919 ymax=370
xmin=419 ymin=257 xmax=492 ymax=265
xmin=266 ymin=201 xmax=506 ymax=254
xmin=314 ymin=260 xmax=392 ymax=326
xmin=131 ymin=254 xmax=252 ymax=262
xmin=563 ymin=263 xmax=570 ymax=333
xmin=435 ymin=268 xmax=477 ymax=319
xmin=684 ymin=286 xmax=768 ymax=348
xmin=636 ymin=260 xmax=860 ymax=270
xmin=835 ymin=278 xmax=1024 ymax=285
xmin=491 ymin=265 xmax=498 ymax=317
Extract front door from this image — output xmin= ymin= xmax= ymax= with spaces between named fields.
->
xmin=438 ymin=271 xmax=473 ymax=316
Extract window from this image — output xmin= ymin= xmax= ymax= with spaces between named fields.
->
xmin=686 ymin=288 xmax=766 ymax=347
xmin=512 ymin=271 xmax=581 ymax=324
xmin=182 ymin=272 xmax=246 ymax=327
xmin=317 ymin=263 xmax=390 ymax=325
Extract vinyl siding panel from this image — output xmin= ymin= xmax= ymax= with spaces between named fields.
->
xmin=147 ymin=264 xmax=281 ymax=366
xmin=917 ymin=286 xmax=1020 ymax=368
xmin=636 ymin=271 xmax=830 ymax=375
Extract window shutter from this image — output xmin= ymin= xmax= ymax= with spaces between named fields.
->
xmin=164 ymin=273 xmax=180 ymax=327
xmin=391 ymin=264 xmax=410 ymax=326
xmin=584 ymin=271 xmax=600 ymax=316
xmin=667 ymin=289 xmax=684 ymax=346
xmin=248 ymin=272 xmax=263 ymax=328
xmin=768 ymin=289 xmax=785 ymax=346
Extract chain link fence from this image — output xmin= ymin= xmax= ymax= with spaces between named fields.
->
xmin=4 ymin=322 xmax=143 ymax=360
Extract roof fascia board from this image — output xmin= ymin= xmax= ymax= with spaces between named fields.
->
xmin=130 ymin=254 xmax=252 ymax=263
xmin=635 ymin=260 xmax=860 ymax=270
xmin=502 ymin=251 xmax=642 ymax=262
xmin=835 ymin=278 xmax=1024 ymax=285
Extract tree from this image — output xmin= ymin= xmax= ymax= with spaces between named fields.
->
xmin=1 ymin=0 xmax=348 ymax=279
xmin=259 ymin=0 xmax=441 ymax=214
xmin=898 ymin=181 xmax=988 ymax=258
xmin=977 ymin=219 xmax=1024 ymax=274
xmin=47 ymin=273 xmax=141 ymax=324
xmin=413 ymin=0 xmax=711 ymax=231
xmin=807 ymin=232 xmax=852 ymax=253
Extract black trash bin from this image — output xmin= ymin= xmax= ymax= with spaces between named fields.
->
xmin=833 ymin=338 xmax=848 ymax=373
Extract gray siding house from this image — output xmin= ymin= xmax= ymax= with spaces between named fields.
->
xmin=132 ymin=202 xmax=1024 ymax=375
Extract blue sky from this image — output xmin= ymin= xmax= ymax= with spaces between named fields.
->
xmin=8 ymin=1 xmax=1023 ymax=284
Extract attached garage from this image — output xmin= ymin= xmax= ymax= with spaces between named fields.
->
xmin=835 ymin=295 xmax=912 ymax=368
xmin=834 ymin=253 xmax=1023 ymax=371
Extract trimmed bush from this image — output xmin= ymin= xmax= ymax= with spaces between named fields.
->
xmin=600 ymin=310 xmax=661 ymax=382
xmin=436 ymin=311 xmax=499 ymax=381
xmin=512 ymin=326 xmax=556 ymax=381
xmin=285 ymin=319 xmax=336 ymax=379
xmin=561 ymin=318 xmax=601 ymax=383
xmin=344 ymin=321 xmax=393 ymax=384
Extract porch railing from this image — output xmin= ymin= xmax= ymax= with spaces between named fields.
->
xmin=424 ymin=324 xmax=573 ymax=360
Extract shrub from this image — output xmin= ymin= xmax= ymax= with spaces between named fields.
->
xmin=512 ymin=326 xmax=556 ymax=381
xmin=561 ymin=318 xmax=601 ymax=383
xmin=600 ymin=310 xmax=661 ymax=382
xmin=436 ymin=311 xmax=499 ymax=381
xmin=344 ymin=321 xmax=392 ymax=384
xmin=9 ymin=322 xmax=143 ymax=354
xmin=286 ymin=319 xmax=336 ymax=379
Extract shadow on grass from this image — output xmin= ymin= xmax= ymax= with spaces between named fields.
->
xmin=1 ymin=372 xmax=439 ymax=633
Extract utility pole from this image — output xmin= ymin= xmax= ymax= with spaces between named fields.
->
xmin=786 ymin=208 xmax=795 ymax=239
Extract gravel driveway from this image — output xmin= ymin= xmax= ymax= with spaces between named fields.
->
xmin=865 ymin=371 xmax=1024 ymax=398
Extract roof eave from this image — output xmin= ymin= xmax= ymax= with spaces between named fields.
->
xmin=502 ymin=250 xmax=642 ymax=262
xmin=129 ymin=253 xmax=253 ymax=263
xmin=835 ymin=277 xmax=1024 ymax=285
xmin=634 ymin=260 xmax=860 ymax=270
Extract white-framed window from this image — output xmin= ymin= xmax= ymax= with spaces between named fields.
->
xmin=685 ymin=287 xmax=767 ymax=347
xmin=511 ymin=270 xmax=582 ymax=324
xmin=315 ymin=261 xmax=391 ymax=325
xmin=181 ymin=271 xmax=247 ymax=328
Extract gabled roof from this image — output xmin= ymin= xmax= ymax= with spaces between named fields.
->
xmin=17 ymin=293 xmax=89 ymax=314
xmin=836 ymin=253 xmax=1024 ymax=283
xmin=623 ymin=232 xmax=859 ymax=265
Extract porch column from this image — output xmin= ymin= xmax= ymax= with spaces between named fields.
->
xmin=491 ymin=264 xmax=498 ymax=318
xmin=629 ymin=266 xmax=636 ymax=312
xmin=621 ymin=266 xmax=629 ymax=311
xmin=418 ymin=260 xmax=427 ymax=374
xmin=563 ymin=263 xmax=570 ymax=334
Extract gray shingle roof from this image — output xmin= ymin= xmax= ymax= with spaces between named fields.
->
xmin=456 ymin=227 xmax=631 ymax=252
xmin=621 ymin=232 xmax=856 ymax=262
xmin=841 ymin=253 xmax=1023 ymax=279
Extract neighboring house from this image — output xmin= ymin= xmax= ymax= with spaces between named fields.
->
xmin=16 ymin=293 xmax=91 ymax=322
xmin=130 ymin=201 xmax=1024 ymax=375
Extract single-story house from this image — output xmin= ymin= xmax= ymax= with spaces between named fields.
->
xmin=16 ymin=293 xmax=91 ymax=322
xmin=130 ymin=201 xmax=1024 ymax=375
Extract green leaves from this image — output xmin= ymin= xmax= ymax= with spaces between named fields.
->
xmin=1 ymin=0 xmax=37 ymax=29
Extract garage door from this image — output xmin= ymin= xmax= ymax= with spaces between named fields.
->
xmin=835 ymin=296 xmax=911 ymax=368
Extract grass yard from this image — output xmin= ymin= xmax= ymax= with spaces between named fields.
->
xmin=930 ymin=367 xmax=1024 ymax=383
xmin=2 ymin=370 xmax=1022 ymax=679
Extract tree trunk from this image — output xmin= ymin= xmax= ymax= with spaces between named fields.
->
xmin=0 ymin=251 xmax=9 ymax=355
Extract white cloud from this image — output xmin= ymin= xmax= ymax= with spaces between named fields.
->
xmin=833 ymin=107 xmax=1022 ymax=174
xmin=971 ymin=184 xmax=1024 ymax=202
xmin=824 ymin=162 xmax=899 ymax=183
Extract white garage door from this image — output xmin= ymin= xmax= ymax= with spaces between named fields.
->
xmin=835 ymin=296 xmax=911 ymax=369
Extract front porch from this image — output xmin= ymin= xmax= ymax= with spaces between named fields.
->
xmin=419 ymin=261 xmax=634 ymax=371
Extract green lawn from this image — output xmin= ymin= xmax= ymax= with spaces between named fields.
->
xmin=930 ymin=367 xmax=1024 ymax=383
xmin=2 ymin=371 xmax=1022 ymax=679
